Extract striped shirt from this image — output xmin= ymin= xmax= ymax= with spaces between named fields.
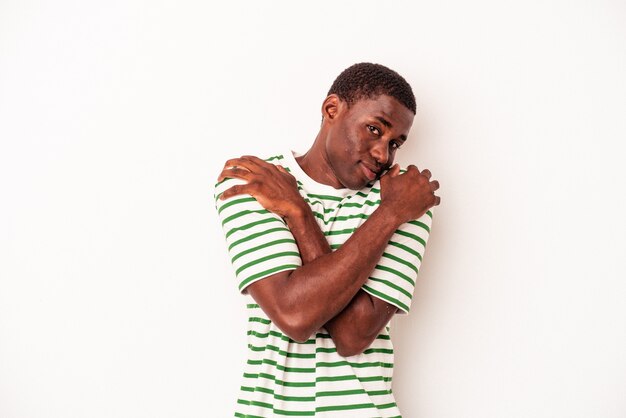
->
xmin=214 ymin=151 xmax=432 ymax=417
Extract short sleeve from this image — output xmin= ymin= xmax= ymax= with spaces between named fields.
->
xmin=214 ymin=178 xmax=302 ymax=293
xmin=361 ymin=210 xmax=433 ymax=314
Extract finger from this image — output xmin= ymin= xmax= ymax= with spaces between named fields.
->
xmin=434 ymin=195 xmax=441 ymax=206
xmin=223 ymin=157 xmax=259 ymax=172
xmin=223 ymin=158 xmax=250 ymax=171
xmin=241 ymin=155 xmax=274 ymax=171
xmin=406 ymin=164 xmax=420 ymax=174
xmin=241 ymin=155 xmax=267 ymax=164
xmin=421 ymin=169 xmax=432 ymax=180
xmin=217 ymin=167 xmax=252 ymax=182
xmin=220 ymin=184 xmax=251 ymax=200
xmin=430 ymin=180 xmax=440 ymax=191
xmin=384 ymin=164 xmax=401 ymax=177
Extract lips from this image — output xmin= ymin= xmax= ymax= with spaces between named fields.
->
xmin=360 ymin=162 xmax=378 ymax=181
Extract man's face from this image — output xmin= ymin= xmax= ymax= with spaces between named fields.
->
xmin=325 ymin=94 xmax=415 ymax=190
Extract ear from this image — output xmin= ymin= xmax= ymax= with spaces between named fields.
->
xmin=321 ymin=94 xmax=344 ymax=123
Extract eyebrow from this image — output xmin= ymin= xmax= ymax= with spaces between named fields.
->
xmin=376 ymin=116 xmax=408 ymax=142
xmin=376 ymin=116 xmax=392 ymax=128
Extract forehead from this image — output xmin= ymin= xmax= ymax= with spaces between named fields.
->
xmin=346 ymin=95 xmax=414 ymax=129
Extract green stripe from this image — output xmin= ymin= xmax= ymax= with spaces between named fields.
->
xmin=217 ymin=196 xmax=256 ymax=215
xmin=387 ymin=240 xmax=421 ymax=259
xmin=306 ymin=193 xmax=343 ymax=202
xmin=359 ymin=375 xmax=392 ymax=383
xmin=229 ymin=226 xmax=291 ymax=251
xmin=316 ymin=388 xmax=366 ymax=397
xmin=408 ymin=219 xmax=431 ymax=233
xmin=381 ymin=251 xmax=419 ymax=273
xmin=363 ymin=347 xmax=394 ymax=355
xmin=239 ymin=264 xmax=299 ymax=290
xmin=240 ymin=385 xmax=315 ymax=402
xmin=231 ymin=238 xmax=297 ymax=263
xmin=315 ymin=374 xmax=392 ymax=383
xmin=247 ymin=343 xmax=316 ymax=359
xmin=368 ymin=389 xmax=393 ymax=396
xmin=248 ymin=316 xmax=271 ymax=325
xmin=317 ymin=212 xmax=371 ymax=225
xmin=237 ymin=399 xmax=315 ymax=416
xmin=316 ymin=402 xmax=376 ymax=412
xmin=342 ymin=199 xmax=380 ymax=208
xmin=363 ymin=284 xmax=409 ymax=313
xmin=226 ymin=217 xmax=283 ymax=239
xmin=243 ymin=372 xmax=315 ymax=388
xmin=269 ymin=408 xmax=315 ymax=416
xmin=234 ymin=411 xmax=263 ymax=418
xmin=374 ymin=264 xmax=415 ymax=286
xmin=236 ymin=251 xmax=300 ymax=275
xmin=324 ymin=228 xmax=356 ymax=236
xmin=316 ymin=360 xmax=393 ymax=369
xmin=395 ymin=229 xmax=427 ymax=246
xmin=315 ymin=388 xmax=392 ymax=397
xmin=247 ymin=358 xmax=315 ymax=373
xmin=222 ymin=209 xmax=271 ymax=226
xmin=368 ymin=277 xmax=413 ymax=300
xmin=315 ymin=374 xmax=356 ymax=383
xmin=304 ymin=197 xmax=380 ymax=212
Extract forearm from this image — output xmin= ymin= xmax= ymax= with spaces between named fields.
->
xmin=284 ymin=203 xmax=332 ymax=264
xmin=286 ymin=205 xmax=398 ymax=354
xmin=253 ymin=204 xmax=401 ymax=341
xmin=324 ymin=290 xmax=396 ymax=356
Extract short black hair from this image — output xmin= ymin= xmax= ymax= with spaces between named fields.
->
xmin=327 ymin=63 xmax=416 ymax=114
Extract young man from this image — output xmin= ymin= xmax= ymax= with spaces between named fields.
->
xmin=215 ymin=63 xmax=440 ymax=417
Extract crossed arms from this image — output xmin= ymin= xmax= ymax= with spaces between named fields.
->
xmin=217 ymin=156 xmax=439 ymax=356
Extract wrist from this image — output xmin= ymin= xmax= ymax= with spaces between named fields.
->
xmin=375 ymin=202 xmax=405 ymax=229
xmin=283 ymin=199 xmax=309 ymax=224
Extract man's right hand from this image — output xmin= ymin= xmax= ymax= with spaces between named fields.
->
xmin=379 ymin=164 xmax=441 ymax=225
xmin=218 ymin=155 xmax=307 ymax=221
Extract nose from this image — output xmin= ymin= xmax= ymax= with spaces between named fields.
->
xmin=370 ymin=141 xmax=389 ymax=167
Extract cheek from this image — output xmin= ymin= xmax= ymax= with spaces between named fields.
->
xmin=345 ymin=129 xmax=366 ymax=154
xmin=388 ymin=149 xmax=398 ymax=163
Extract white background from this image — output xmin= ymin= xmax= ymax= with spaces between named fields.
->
xmin=1 ymin=1 xmax=625 ymax=417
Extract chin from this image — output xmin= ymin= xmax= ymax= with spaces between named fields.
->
xmin=343 ymin=179 xmax=370 ymax=191
xmin=336 ymin=169 xmax=370 ymax=190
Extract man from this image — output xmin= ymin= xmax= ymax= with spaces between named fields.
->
xmin=215 ymin=63 xmax=440 ymax=417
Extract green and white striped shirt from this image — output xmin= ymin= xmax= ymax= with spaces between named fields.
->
xmin=214 ymin=151 xmax=432 ymax=417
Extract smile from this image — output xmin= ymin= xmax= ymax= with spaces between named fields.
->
xmin=360 ymin=162 xmax=377 ymax=181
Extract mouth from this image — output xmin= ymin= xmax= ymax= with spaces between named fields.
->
xmin=360 ymin=162 xmax=379 ymax=181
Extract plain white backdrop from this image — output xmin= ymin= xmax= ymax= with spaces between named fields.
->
xmin=1 ymin=1 xmax=625 ymax=417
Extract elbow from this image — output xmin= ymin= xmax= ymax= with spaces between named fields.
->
xmin=281 ymin=323 xmax=313 ymax=343
xmin=274 ymin=312 xmax=317 ymax=343
xmin=333 ymin=334 xmax=372 ymax=357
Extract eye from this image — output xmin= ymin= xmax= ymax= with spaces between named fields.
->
xmin=390 ymin=141 xmax=402 ymax=150
xmin=367 ymin=125 xmax=381 ymax=136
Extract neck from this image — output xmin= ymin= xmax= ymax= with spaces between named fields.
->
xmin=295 ymin=130 xmax=343 ymax=189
